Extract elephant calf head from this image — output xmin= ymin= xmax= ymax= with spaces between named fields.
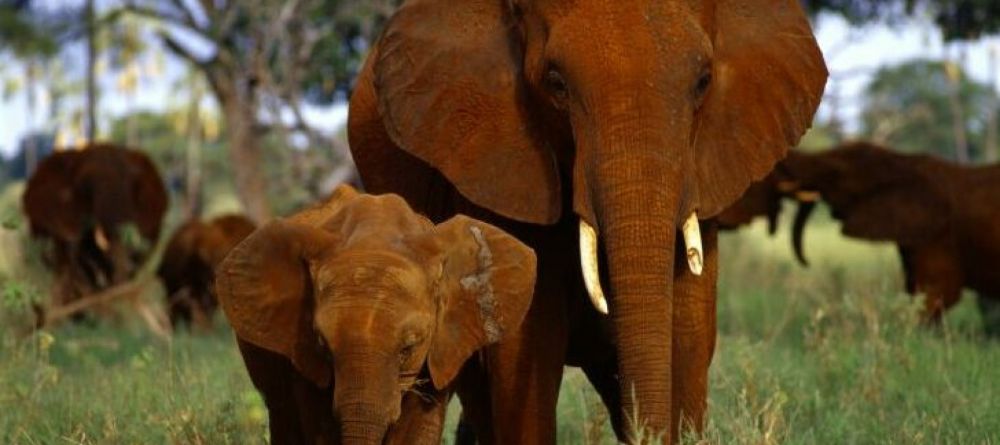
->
xmin=158 ymin=214 xmax=256 ymax=329
xmin=216 ymin=185 xmax=537 ymax=442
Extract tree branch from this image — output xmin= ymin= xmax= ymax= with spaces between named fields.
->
xmin=160 ymin=31 xmax=214 ymax=68
xmin=167 ymin=0 xmax=203 ymax=30
xmin=114 ymin=2 xmax=197 ymax=34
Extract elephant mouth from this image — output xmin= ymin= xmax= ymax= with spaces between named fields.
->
xmin=578 ymin=212 xmax=704 ymax=315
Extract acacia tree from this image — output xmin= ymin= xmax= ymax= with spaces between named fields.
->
xmin=114 ymin=0 xmax=397 ymax=223
xmin=861 ymin=59 xmax=996 ymax=162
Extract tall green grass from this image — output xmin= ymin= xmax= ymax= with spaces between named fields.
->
xmin=1 ymin=197 xmax=998 ymax=443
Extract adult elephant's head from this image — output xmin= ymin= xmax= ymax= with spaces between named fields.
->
xmin=777 ymin=142 xmax=949 ymax=266
xmin=360 ymin=0 xmax=826 ymax=436
xmin=23 ymin=144 xmax=168 ymax=286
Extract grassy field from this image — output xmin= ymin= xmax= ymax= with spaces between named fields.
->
xmin=1 ymin=190 xmax=998 ymax=444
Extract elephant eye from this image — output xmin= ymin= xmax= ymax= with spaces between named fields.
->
xmin=693 ymin=70 xmax=712 ymax=103
xmin=398 ymin=333 xmax=423 ymax=365
xmin=545 ymin=67 xmax=569 ymax=101
xmin=399 ymin=344 xmax=416 ymax=364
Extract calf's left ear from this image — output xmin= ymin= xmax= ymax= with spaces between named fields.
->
xmin=409 ymin=216 xmax=537 ymax=389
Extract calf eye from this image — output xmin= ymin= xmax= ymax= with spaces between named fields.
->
xmin=399 ymin=344 xmax=415 ymax=364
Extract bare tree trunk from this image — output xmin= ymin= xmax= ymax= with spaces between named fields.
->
xmin=219 ymin=88 xmax=271 ymax=223
xmin=826 ymin=79 xmax=844 ymax=144
xmin=184 ymin=86 xmax=203 ymax=219
xmin=24 ymin=60 xmax=38 ymax=174
xmin=986 ymin=46 xmax=999 ymax=164
xmin=945 ymin=46 xmax=970 ymax=164
xmin=126 ymin=96 xmax=138 ymax=147
xmin=85 ymin=0 xmax=98 ymax=142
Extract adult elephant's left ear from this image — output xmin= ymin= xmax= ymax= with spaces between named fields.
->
xmin=372 ymin=0 xmax=561 ymax=225
xmin=410 ymin=216 xmax=537 ymax=389
xmin=22 ymin=151 xmax=85 ymax=240
xmin=693 ymin=0 xmax=828 ymax=217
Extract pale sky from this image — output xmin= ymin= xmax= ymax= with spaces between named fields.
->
xmin=2 ymin=12 xmax=1000 ymax=156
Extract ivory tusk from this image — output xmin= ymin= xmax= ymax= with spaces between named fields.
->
xmin=579 ymin=220 xmax=608 ymax=315
xmin=94 ymin=226 xmax=110 ymax=252
xmin=682 ymin=213 xmax=703 ymax=276
xmin=776 ymin=180 xmax=800 ymax=193
xmin=795 ymin=190 xmax=821 ymax=202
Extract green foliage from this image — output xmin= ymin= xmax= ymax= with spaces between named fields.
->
xmin=804 ymin=0 xmax=1000 ymax=41
xmin=1 ymin=278 xmax=41 ymax=312
xmin=861 ymin=59 xmax=996 ymax=162
xmin=802 ymin=0 xmax=917 ymax=25
xmin=1 ymin=207 xmax=20 ymax=230
xmin=105 ymin=110 xmax=329 ymax=219
xmin=0 ymin=1 xmax=57 ymax=58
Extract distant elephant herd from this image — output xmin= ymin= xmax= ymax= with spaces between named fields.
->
xmin=13 ymin=0 xmax=1000 ymax=444
xmin=718 ymin=142 xmax=1000 ymax=329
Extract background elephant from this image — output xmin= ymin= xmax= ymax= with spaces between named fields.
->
xmin=157 ymin=214 xmax=256 ymax=329
xmin=716 ymin=150 xmax=821 ymax=253
xmin=776 ymin=142 xmax=1000 ymax=325
xmin=347 ymin=0 xmax=827 ymax=442
xmin=216 ymin=185 xmax=537 ymax=444
xmin=716 ymin=173 xmax=786 ymax=234
xmin=22 ymin=143 xmax=168 ymax=309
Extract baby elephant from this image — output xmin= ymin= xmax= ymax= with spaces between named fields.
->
xmin=217 ymin=185 xmax=536 ymax=445
xmin=158 ymin=214 xmax=256 ymax=329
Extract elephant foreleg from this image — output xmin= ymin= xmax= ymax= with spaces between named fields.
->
xmin=385 ymin=385 xmax=450 ymax=445
xmin=581 ymin=361 xmax=625 ymax=441
xmin=897 ymin=246 xmax=916 ymax=295
xmin=237 ymin=339 xmax=335 ymax=444
xmin=483 ymin=252 xmax=568 ymax=444
xmin=670 ymin=223 xmax=718 ymax=440
xmin=454 ymin=357 xmax=492 ymax=445
xmin=910 ymin=245 xmax=963 ymax=324
xmin=168 ymin=289 xmax=194 ymax=328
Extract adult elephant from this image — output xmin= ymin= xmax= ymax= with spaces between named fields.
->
xmin=778 ymin=142 xmax=1000 ymax=324
xmin=158 ymin=214 xmax=256 ymax=329
xmin=23 ymin=144 xmax=168 ymax=308
xmin=348 ymin=0 xmax=827 ymax=442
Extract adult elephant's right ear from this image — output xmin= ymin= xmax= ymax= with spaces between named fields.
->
xmin=373 ymin=0 xmax=561 ymax=225
xmin=216 ymin=221 xmax=340 ymax=387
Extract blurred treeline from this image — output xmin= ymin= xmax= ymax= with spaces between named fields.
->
xmin=0 ymin=0 xmax=402 ymax=223
xmin=0 ymin=0 xmax=999 ymax=223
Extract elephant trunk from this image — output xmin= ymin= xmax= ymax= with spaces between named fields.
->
xmin=791 ymin=199 xmax=817 ymax=266
xmin=338 ymin=404 xmax=390 ymax=445
xmin=590 ymin=128 xmax=682 ymax=441
xmin=334 ymin=355 xmax=398 ymax=444
xmin=765 ymin=190 xmax=783 ymax=236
